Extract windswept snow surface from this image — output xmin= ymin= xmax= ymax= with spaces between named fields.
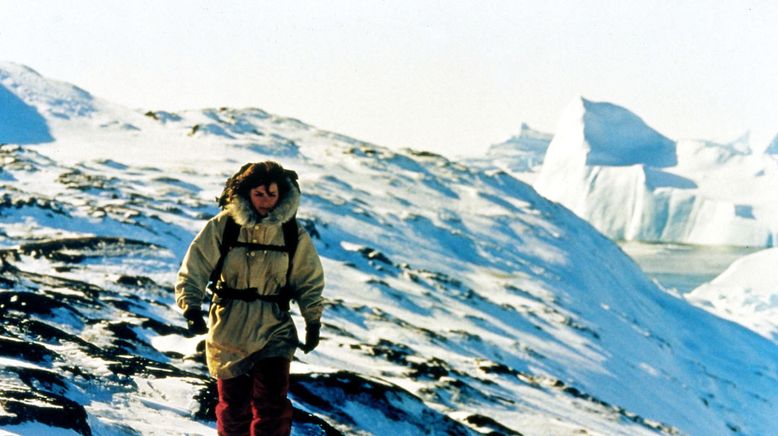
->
xmin=526 ymin=97 xmax=778 ymax=247
xmin=687 ymin=247 xmax=778 ymax=344
xmin=2 ymin=62 xmax=778 ymax=435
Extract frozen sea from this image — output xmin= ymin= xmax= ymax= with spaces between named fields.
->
xmin=619 ymin=242 xmax=761 ymax=294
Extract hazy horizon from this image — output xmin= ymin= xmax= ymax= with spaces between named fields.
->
xmin=2 ymin=0 xmax=777 ymax=157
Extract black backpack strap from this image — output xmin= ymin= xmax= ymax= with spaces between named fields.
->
xmin=232 ymin=241 xmax=287 ymax=252
xmin=284 ymin=170 xmax=300 ymax=192
xmin=208 ymin=216 xmax=240 ymax=291
xmin=283 ymin=216 xmax=299 ymax=268
xmin=277 ymin=216 xmax=299 ymax=311
xmin=209 ymin=214 xmax=299 ymax=312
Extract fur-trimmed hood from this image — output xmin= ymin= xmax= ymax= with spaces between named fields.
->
xmin=224 ymin=177 xmax=300 ymax=227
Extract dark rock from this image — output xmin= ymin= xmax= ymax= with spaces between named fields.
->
xmin=727 ymin=423 xmax=741 ymax=432
xmin=408 ymin=357 xmax=450 ymax=380
xmin=106 ymin=354 xmax=192 ymax=379
xmin=192 ymin=379 xmax=218 ymax=421
xmin=0 ymin=336 xmax=57 ymax=363
xmin=357 ymin=247 xmax=393 ymax=265
xmin=369 ymin=339 xmax=414 ymax=365
xmin=0 ymin=389 xmax=91 ymax=435
xmin=17 ymin=318 xmax=93 ymax=349
xmin=464 ymin=414 xmax=522 ymax=435
xmin=406 ymin=149 xmax=446 ymax=159
xmin=163 ymin=351 xmax=185 ymax=359
xmin=0 ymin=192 xmax=67 ymax=216
xmin=562 ymin=316 xmax=601 ymax=340
xmin=415 ymin=269 xmax=464 ymax=290
xmin=476 ymin=360 xmax=520 ymax=377
xmin=0 ymin=291 xmax=81 ymax=318
xmin=95 ymin=159 xmax=129 ymax=170
xmin=103 ymin=297 xmax=137 ymax=311
xmin=0 ymin=275 xmax=13 ymax=288
xmin=57 ymin=169 xmax=117 ymax=193
xmin=3 ymin=366 xmax=69 ymax=396
xmin=141 ymin=317 xmax=189 ymax=336
xmin=105 ymin=321 xmax=142 ymax=343
xmin=116 ymin=275 xmax=158 ymax=288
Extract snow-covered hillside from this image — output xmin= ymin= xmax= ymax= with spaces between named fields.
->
xmin=518 ymin=97 xmax=778 ymax=247
xmin=687 ymin=247 xmax=778 ymax=345
xmin=2 ymin=63 xmax=778 ymax=435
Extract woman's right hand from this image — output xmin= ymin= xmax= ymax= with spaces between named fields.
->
xmin=184 ymin=307 xmax=209 ymax=336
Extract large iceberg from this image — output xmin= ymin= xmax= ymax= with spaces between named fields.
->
xmin=533 ymin=97 xmax=778 ymax=247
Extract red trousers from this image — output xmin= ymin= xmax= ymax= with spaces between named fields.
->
xmin=216 ymin=357 xmax=293 ymax=436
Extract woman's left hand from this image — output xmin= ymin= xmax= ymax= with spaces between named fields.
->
xmin=301 ymin=321 xmax=320 ymax=353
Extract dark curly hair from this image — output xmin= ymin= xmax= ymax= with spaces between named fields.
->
xmin=217 ymin=161 xmax=298 ymax=209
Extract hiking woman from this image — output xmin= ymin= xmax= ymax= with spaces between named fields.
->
xmin=175 ymin=161 xmax=325 ymax=435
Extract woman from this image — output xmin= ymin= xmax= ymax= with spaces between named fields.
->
xmin=175 ymin=161 xmax=325 ymax=436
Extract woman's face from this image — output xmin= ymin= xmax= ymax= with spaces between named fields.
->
xmin=250 ymin=183 xmax=280 ymax=216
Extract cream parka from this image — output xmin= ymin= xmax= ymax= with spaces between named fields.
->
xmin=175 ymin=179 xmax=324 ymax=379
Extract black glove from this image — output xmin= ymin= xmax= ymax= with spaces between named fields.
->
xmin=183 ymin=308 xmax=208 ymax=336
xmin=301 ymin=321 xmax=320 ymax=354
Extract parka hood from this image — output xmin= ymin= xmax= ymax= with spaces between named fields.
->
xmin=225 ymin=177 xmax=300 ymax=227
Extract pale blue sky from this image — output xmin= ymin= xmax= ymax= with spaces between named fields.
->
xmin=1 ymin=0 xmax=777 ymax=156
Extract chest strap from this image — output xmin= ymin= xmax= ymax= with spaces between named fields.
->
xmin=211 ymin=283 xmax=287 ymax=304
xmin=231 ymin=241 xmax=287 ymax=252
xmin=207 ymin=215 xmax=300 ymax=312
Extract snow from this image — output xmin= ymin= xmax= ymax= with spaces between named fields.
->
xmin=150 ymin=334 xmax=206 ymax=356
xmin=2 ymin=61 xmax=778 ymax=435
xmin=687 ymin=247 xmax=778 ymax=344
xmin=85 ymin=388 xmax=217 ymax=436
xmin=0 ymin=423 xmax=80 ymax=436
